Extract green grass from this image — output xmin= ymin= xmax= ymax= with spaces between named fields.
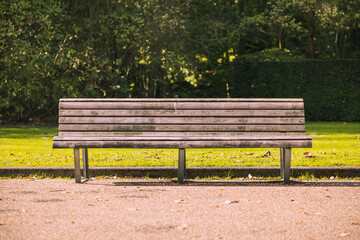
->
xmin=0 ymin=122 xmax=359 ymax=167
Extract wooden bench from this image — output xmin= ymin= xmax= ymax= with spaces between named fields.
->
xmin=52 ymin=98 xmax=312 ymax=183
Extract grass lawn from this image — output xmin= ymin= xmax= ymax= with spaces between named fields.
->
xmin=0 ymin=122 xmax=359 ymax=167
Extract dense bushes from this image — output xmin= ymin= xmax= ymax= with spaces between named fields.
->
xmin=0 ymin=0 xmax=71 ymax=121
xmin=230 ymin=58 xmax=360 ymax=121
xmin=1 ymin=0 xmax=359 ymax=122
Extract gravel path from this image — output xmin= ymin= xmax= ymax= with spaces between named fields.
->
xmin=1 ymin=179 xmax=359 ymax=240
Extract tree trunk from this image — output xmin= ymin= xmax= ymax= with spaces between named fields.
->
xmin=307 ymin=8 xmax=315 ymax=58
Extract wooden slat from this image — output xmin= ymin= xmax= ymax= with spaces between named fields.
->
xmin=59 ymin=109 xmax=305 ymax=117
xmin=58 ymin=124 xmax=305 ymax=132
xmin=53 ymin=139 xmax=312 ymax=149
xmin=60 ymin=98 xmax=304 ymax=102
xmin=58 ymin=132 xmax=309 ymax=137
xmin=54 ymin=135 xmax=312 ymax=141
xmin=59 ymin=101 xmax=304 ymax=110
xmin=54 ymin=98 xmax=311 ymax=150
xmin=59 ymin=117 xmax=305 ymax=125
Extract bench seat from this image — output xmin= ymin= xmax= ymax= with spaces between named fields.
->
xmin=53 ymin=134 xmax=311 ymax=148
xmin=52 ymin=98 xmax=312 ymax=183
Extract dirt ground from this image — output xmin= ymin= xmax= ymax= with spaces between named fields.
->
xmin=1 ymin=179 xmax=359 ymax=240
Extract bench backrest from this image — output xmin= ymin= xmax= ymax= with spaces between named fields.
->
xmin=57 ymin=98 xmax=306 ymax=138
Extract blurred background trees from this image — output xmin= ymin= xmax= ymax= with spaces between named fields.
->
xmin=1 ymin=0 xmax=359 ymax=122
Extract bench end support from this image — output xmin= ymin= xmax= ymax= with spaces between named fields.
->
xmin=178 ymin=148 xmax=186 ymax=183
xmin=280 ymin=147 xmax=291 ymax=184
xmin=74 ymin=148 xmax=82 ymax=183
xmin=73 ymin=148 xmax=90 ymax=183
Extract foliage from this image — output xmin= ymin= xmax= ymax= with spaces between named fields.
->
xmin=0 ymin=0 xmax=359 ymax=122
xmin=231 ymin=58 xmax=360 ymax=121
xmin=0 ymin=0 xmax=71 ymax=121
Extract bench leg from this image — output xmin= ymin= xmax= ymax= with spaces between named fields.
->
xmin=74 ymin=148 xmax=90 ymax=183
xmin=280 ymin=148 xmax=291 ymax=184
xmin=74 ymin=148 xmax=81 ymax=183
xmin=178 ymin=148 xmax=186 ymax=183
xmin=82 ymin=148 xmax=89 ymax=180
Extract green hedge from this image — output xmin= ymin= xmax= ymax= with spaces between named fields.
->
xmin=230 ymin=59 xmax=360 ymax=121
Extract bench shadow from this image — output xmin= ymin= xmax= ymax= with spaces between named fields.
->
xmin=106 ymin=180 xmax=360 ymax=187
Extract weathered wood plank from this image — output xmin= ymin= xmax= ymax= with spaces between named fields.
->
xmin=59 ymin=117 xmax=305 ymax=125
xmin=58 ymin=124 xmax=306 ymax=132
xmin=60 ymin=98 xmax=304 ymax=102
xmin=59 ymin=109 xmax=305 ymax=117
xmin=53 ymin=139 xmax=313 ymax=149
xmin=58 ymin=132 xmax=309 ymax=137
xmin=59 ymin=101 xmax=304 ymax=110
xmin=53 ymin=135 xmax=312 ymax=141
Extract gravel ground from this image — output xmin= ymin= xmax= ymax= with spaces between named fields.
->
xmin=0 ymin=179 xmax=359 ymax=240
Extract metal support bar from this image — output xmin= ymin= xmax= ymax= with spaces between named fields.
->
xmin=82 ymin=148 xmax=89 ymax=180
xmin=280 ymin=147 xmax=291 ymax=184
xmin=74 ymin=148 xmax=81 ymax=183
xmin=178 ymin=148 xmax=186 ymax=183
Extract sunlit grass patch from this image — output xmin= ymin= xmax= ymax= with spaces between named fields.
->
xmin=0 ymin=122 xmax=359 ymax=167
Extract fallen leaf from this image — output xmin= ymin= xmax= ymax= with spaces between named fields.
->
xmin=127 ymin=208 xmax=139 ymax=211
xmin=351 ymin=222 xmax=359 ymax=225
xmin=175 ymin=199 xmax=185 ymax=203
xmin=303 ymin=152 xmax=317 ymax=158
xmin=339 ymin=233 xmax=350 ymax=237
xmin=177 ymin=224 xmax=189 ymax=230
xmin=303 ymin=152 xmax=312 ymax=157
xmin=224 ymin=200 xmax=239 ymax=204
xmin=71 ymin=221 xmax=75 ymax=224
xmin=261 ymin=150 xmax=271 ymax=158
xmin=171 ymin=209 xmax=188 ymax=212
